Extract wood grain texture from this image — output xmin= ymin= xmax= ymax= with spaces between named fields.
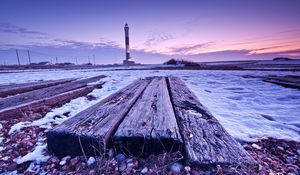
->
xmin=46 ymin=78 xmax=151 ymax=156
xmin=167 ymin=77 xmax=257 ymax=167
xmin=0 ymin=75 xmax=105 ymax=111
xmin=0 ymin=83 xmax=103 ymax=120
xmin=0 ymin=78 xmax=76 ymax=98
xmin=113 ymin=77 xmax=182 ymax=157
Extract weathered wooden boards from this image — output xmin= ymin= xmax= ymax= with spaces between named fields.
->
xmin=0 ymin=78 xmax=76 ymax=98
xmin=167 ymin=77 xmax=256 ymax=167
xmin=0 ymin=75 xmax=105 ymax=120
xmin=46 ymin=76 xmax=257 ymax=169
xmin=113 ymin=77 xmax=182 ymax=157
xmin=46 ymin=78 xmax=151 ymax=156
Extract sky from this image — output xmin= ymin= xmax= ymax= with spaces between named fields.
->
xmin=0 ymin=0 xmax=299 ymax=65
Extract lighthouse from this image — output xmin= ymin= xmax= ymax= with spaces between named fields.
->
xmin=123 ymin=23 xmax=135 ymax=65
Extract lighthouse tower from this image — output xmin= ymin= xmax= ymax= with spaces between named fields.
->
xmin=123 ymin=23 xmax=135 ymax=65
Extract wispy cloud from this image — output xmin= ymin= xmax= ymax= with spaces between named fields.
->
xmin=0 ymin=23 xmax=122 ymax=50
xmin=0 ymin=23 xmax=49 ymax=37
xmin=144 ymin=32 xmax=173 ymax=47
xmin=168 ymin=42 xmax=213 ymax=55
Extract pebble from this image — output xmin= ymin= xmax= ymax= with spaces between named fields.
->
xmin=277 ymin=146 xmax=284 ymax=151
xmin=252 ymin=143 xmax=261 ymax=149
xmin=7 ymin=162 xmax=17 ymax=171
xmin=108 ymin=149 xmax=114 ymax=158
xmin=127 ymin=162 xmax=134 ymax=168
xmin=126 ymin=158 xmax=133 ymax=163
xmin=119 ymin=163 xmax=126 ymax=171
xmin=88 ymin=169 xmax=96 ymax=175
xmin=285 ymin=156 xmax=295 ymax=164
xmin=87 ymin=157 xmax=96 ymax=166
xmin=59 ymin=156 xmax=71 ymax=166
xmin=141 ymin=167 xmax=148 ymax=174
xmin=70 ymin=157 xmax=80 ymax=166
xmin=115 ymin=154 xmax=126 ymax=162
xmin=170 ymin=162 xmax=183 ymax=173
xmin=184 ymin=166 xmax=191 ymax=172
xmin=297 ymin=150 xmax=300 ymax=156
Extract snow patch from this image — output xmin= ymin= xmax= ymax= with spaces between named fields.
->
xmin=9 ymin=121 xmax=30 ymax=134
xmin=16 ymin=143 xmax=50 ymax=164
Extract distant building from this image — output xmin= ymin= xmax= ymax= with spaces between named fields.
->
xmin=123 ymin=23 xmax=135 ymax=65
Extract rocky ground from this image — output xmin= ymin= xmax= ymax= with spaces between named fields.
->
xmin=0 ymin=116 xmax=300 ymax=175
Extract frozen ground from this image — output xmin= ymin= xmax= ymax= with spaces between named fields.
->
xmin=1 ymin=68 xmax=300 ymax=173
xmin=1 ymin=69 xmax=300 ymax=142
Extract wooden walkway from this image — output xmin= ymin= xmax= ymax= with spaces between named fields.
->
xmin=47 ymin=76 xmax=256 ymax=167
xmin=0 ymin=75 xmax=105 ymax=120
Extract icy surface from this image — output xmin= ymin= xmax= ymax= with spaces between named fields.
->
xmin=16 ymin=142 xmax=50 ymax=164
xmin=1 ymin=69 xmax=300 ymax=143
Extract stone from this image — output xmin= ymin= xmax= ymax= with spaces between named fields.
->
xmin=50 ymin=157 xmax=60 ymax=164
xmin=285 ymin=156 xmax=295 ymax=164
xmin=127 ymin=162 xmax=134 ymax=168
xmin=119 ymin=163 xmax=126 ymax=172
xmin=108 ymin=149 xmax=114 ymax=158
xmin=252 ymin=143 xmax=261 ymax=149
xmin=297 ymin=150 xmax=300 ymax=156
xmin=7 ymin=162 xmax=17 ymax=171
xmin=88 ymin=170 xmax=96 ymax=175
xmin=185 ymin=166 xmax=191 ymax=172
xmin=87 ymin=157 xmax=95 ymax=166
xmin=141 ymin=167 xmax=148 ymax=174
xmin=115 ymin=154 xmax=126 ymax=163
xmin=70 ymin=157 xmax=80 ymax=167
xmin=170 ymin=162 xmax=183 ymax=173
xmin=126 ymin=158 xmax=133 ymax=163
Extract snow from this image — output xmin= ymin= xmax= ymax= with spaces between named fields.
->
xmin=9 ymin=121 xmax=30 ymax=134
xmin=1 ymin=69 xmax=300 ymax=144
xmin=16 ymin=142 xmax=50 ymax=164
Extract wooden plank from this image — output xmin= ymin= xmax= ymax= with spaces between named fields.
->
xmin=46 ymin=78 xmax=152 ymax=156
xmin=0 ymin=83 xmax=103 ymax=120
xmin=0 ymin=78 xmax=76 ymax=98
xmin=167 ymin=77 xmax=257 ymax=167
xmin=113 ymin=77 xmax=182 ymax=157
xmin=0 ymin=75 xmax=105 ymax=111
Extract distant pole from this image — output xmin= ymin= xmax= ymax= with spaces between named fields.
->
xmin=88 ymin=56 xmax=90 ymax=64
xmin=93 ymin=55 xmax=96 ymax=65
xmin=56 ymin=57 xmax=58 ymax=64
xmin=27 ymin=50 xmax=31 ymax=64
xmin=16 ymin=49 xmax=20 ymax=65
xmin=75 ymin=58 xmax=78 ymax=65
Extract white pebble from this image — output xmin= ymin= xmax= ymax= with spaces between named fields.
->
xmin=170 ymin=162 xmax=183 ymax=173
xmin=87 ymin=157 xmax=96 ymax=166
xmin=59 ymin=155 xmax=71 ymax=165
xmin=252 ymin=143 xmax=261 ymax=149
xmin=141 ymin=167 xmax=148 ymax=174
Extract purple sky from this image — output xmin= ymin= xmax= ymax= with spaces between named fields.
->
xmin=0 ymin=0 xmax=299 ymax=65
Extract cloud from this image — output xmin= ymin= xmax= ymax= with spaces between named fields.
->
xmin=52 ymin=39 xmax=122 ymax=49
xmin=144 ymin=32 xmax=173 ymax=47
xmin=0 ymin=23 xmax=49 ymax=37
xmin=168 ymin=42 xmax=213 ymax=55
